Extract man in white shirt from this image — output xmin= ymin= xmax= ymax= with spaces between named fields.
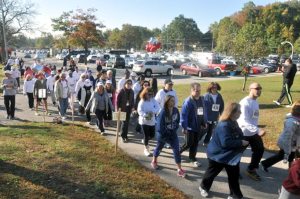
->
xmin=47 ymin=71 xmax=57 ymax=105
xmin=155 ymin=78 xmax=178 ymax=110
xmin=117 ymin=69 xmax=130 ymax=93
xmin=237 ymin=82 xmax=265 ymax=181
xmin=66 ymin=70 xmax=77 ymax=114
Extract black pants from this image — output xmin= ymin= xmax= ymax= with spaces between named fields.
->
xmin=180 ymin=130 xmax=202 ymax=161
xmin=16 ymin=77 xmax=20 ymax=88
xmin=244 ymin=134 xmax=264 ymax=170
xmin=95 ymin=109 xmax=106 ymax=132
xmin=121 ymin=107 xmax=131 ymax=139
xmin=86 ymin=108 xmax=91 ymax=122
xmin=141 ymin=124 xmax=155 ymax=146
xmin=27 ymin=93 xmax=34 ymax=108
xmin=261 ymin=149 xmax=295 ymax=169
xmin=203 ymin=123 xmax=216 ymax=144
xmin=4 ymin=95 xmax=15 ymax=117
xmin=277 ymin=83 xmax=293 ymax=105
xmin=201 ymin=159 xmax=243 ymax=199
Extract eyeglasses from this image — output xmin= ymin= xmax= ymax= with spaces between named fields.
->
xmin=251 ymin=87 xmax=262 ymax=90
xmin=193 ymin=90 xmax=201 ymax=92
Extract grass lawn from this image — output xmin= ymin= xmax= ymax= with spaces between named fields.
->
xmin=0 ymin=123 xmax=187 ymax=199
xmin=173 ymin=74 xmax=300 ymax=151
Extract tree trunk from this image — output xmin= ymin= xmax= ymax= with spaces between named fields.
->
xmin=242 ymin=75 xmax=248 ymax=91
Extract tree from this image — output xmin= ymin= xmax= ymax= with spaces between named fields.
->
xmin=35 ymin=32 xmax=54 ymax=49
xmin=161 ymin=15 xmax=202 ymax=52
xmin=0 ymin=0 xmax=36 ymax=61
xmin=52 ymin=8 xmax=105 ymax=63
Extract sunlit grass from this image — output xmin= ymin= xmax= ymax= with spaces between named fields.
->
xmin=0 ymin=122 xmax=187 ymax=199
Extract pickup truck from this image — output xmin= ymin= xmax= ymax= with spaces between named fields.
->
xmin=207 ymin=59 xmax=237 ymax=76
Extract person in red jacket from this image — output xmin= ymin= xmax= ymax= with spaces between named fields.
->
xmin=278 ymin=158 xmax=300 ymax=199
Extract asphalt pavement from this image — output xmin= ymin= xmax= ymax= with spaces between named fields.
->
xmin=0 ymin=85 xmax=288 ymax=199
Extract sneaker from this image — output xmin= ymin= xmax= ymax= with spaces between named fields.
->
xmin=177 ymin=169 xmax=186 ymax=178
xmin=227 ymin=196 xmax=233 ymax=199
xmin=199 ymin=186 xmax=208 ymax=198
xmin=100 ymin=132 xmax=105 ymax=136
xmin=144 ymin=148 xmax=151 ymax=157
xmin=245 ymin=169 xmax=261 ymax=181
xmin=6 ymin=115 xmax=9 ymax=119
xmin=151 ymin=161 xmax=158 ymax=170
xmin=285 ymin=104 xmax=292 ymax=108
xmin=10 ymin=116 xmax=15 ymax=120
xmin=141 ymin=139 xmax=144 ymax=144
xmin=122 ymin=138 xmax=128 ymax=143
xmin=260 ymin=163 xmax=269 ymax=173
xmin=35 ymin=112 xmax=40 ymax=116
xmin=165 ymin=144 xmax=171 ymax=149
xmin=193 ymin=161 xmax=202 ymax=167
xmin=273 ymin=100 xmax=281 ymax=106
xmin=62 ymin=116 xmax=67 ymax=120
xmin=46 ymin=112 xmax=51 ymax=116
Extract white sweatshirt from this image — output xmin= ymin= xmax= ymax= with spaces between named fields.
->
xmin=46 ymin=75 xmax=56 ymax=91
xmin=237 ymin=96 xmax=260 ymax=136
xmin=23 ymin=79 xmax=35 ymax=94
xmin=155 ymin=89 xmax=178 ymax=109
xmin=138 ymin=98 xmax=160 ymax=126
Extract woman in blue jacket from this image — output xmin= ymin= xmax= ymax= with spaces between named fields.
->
xmin=151 ymin=95 xmax=186 ymax=177
xmin=203 ymin=82 xmax=224 ymax=146
xmin=199 ymin=102 xmax=249 ymax=199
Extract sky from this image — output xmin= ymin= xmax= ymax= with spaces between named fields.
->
xmin=30 ymin=0 xmax=282 ymax=37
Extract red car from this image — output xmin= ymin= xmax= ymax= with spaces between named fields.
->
xmin=180 ymin=62 xmax=216 ymax=77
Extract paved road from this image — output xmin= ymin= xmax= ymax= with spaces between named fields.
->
xmin=0 ymin=78 xmax=288 ymax=199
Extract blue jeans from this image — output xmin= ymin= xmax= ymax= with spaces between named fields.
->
xmin=153 ymin=134 xmax=181 ymax=164
xmin=59 ymin=98 xmax=68 ymax=116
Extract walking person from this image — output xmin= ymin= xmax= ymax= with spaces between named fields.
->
xmin=180 ymin=82 xmax=207 ymax=167
xmin=151 ymin=95 xmax=186 ymax=177
xmin=273 ymin=58 xmax=297 ymax=108
xmin=11 ymin=67 xmax=21 ymax=90
xmin=237 ymin=82 xmax=265 ymax=181
xmin=104 ymin=80 xmax=116 ymax=126
xmin=23 ymin=74 xmax=35 ymax=110
xmin=46 ymin=71 xmax=57 ymax=105
xmin=203 ymin=82 xmax=224 ymax=147
xmin=1 ymin=70 xmax=18 ymax=119
xmin=86 ymin=82 xmax=114 ymax=135
xmin=75 ymin=73 xmax=87 ymax=115
xmin=155 ymin=78 xmax=178 ymax=110
xmin=117 ymin=79 xmax=135 ymax=143
xmin=34 ymin=72 xmax=50 ymax=116
xmin=137 ymin=87 xmax=160 ymax=156
xmin=278 ymin=157 xmax=300 ymax=199
xmin=199 ymin=102 xmax=249 ymax=199
xmin=261 ymin=100 xmax=300 ymax=171
xmin=79 ymin=79 xmax=93 ymax=124
xmin=54 ymin=73 xmax=70 ymax=120
xmin=66 ymin=69 xmax=77 ymax=114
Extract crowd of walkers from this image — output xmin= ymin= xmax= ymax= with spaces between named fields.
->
xmin=1 ymin=57 xmax=300 ymax=199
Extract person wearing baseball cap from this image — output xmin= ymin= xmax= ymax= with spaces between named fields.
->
xmin=2 ymin=70 xmax=18 ymax=119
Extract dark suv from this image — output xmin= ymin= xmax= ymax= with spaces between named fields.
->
xmin=106 ymin=56 xmax=125 ymax=68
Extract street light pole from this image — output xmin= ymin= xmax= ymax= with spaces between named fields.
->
xmin=1 ymin=0 xmax=8 ymax=61
xmin=281 ymin=41 xmax=294 ymax=59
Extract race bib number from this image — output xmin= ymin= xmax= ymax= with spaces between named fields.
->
xmin=212 ymin=104 xmax=220 ymax=112
xmin=253 ymin=110 xmax=259 ymax=118
xmin=197 ymin=107 xmax=203 ymax=115
xmin=38 ymin=89 xmax=46 ymax=98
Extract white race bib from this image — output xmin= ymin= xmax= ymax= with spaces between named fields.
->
xmin=197 ymin=107 xmax=203 ymax=115
xmin=212 ymin=104 xmax=220 ymax=112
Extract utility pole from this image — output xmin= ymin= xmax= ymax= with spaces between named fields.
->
xmin=1 ymin=0 xmax=8 ymax=61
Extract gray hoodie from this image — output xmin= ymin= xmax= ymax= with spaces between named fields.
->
xmin=277 ymin=114 xmax=300 ymax=155
xmin=2 ymin=78 xmax=18 ymax=96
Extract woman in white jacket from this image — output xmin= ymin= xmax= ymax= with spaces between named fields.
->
xmin=23 ymin=74 xmax=35 ymax=110
xmin=138 ymin=87 xmax=160 ymax=156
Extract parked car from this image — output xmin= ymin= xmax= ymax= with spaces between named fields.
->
xmin=180 ymin=62 xmax=216 ymax=77
xmin=87 ymin=55 xmax=98 ymax=63
xmin=125 ymin=58 xmax=136 ymax=68
xmin=106 ymin=56 xmax=125 ymax=68
xmin=132 ymin=60 xmax=174 ymax=77
xmin=251 ymin=62 xmax=276 ymax=73
xmin=208 ymin=59 xmax=237 ymax=76
xmin=24 ymin=53 xmax=31 ymax=58
xmin=75 ymin=54 xmax=86 ymax=63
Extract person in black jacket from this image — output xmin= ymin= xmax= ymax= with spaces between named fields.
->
xmin=117 ymin=79 xmax=135 ymax=143
xmin=273 ymin=58 xmax=297 ymax=107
